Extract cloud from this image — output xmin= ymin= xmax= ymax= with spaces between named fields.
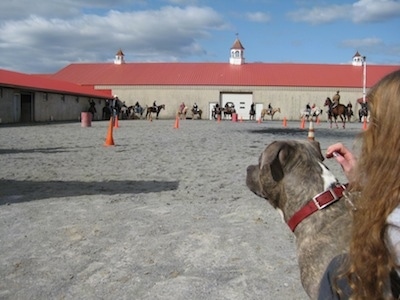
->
xmin=0 ymin=5 xmax=227 ymax=73
xmin=341 ymin=37 xmax=383 ymax=48
xmin=352 ymin=0 xmax=400 ymax=23
xmin=340 ymin=37 xmax=400 ymax=63
xmin=287 ymin=5 xmax=351 ymax=24
xmin=245 ymin=12 xmax=271 ymax=23
xmin=287 ymin=0 xmax=400 ymax=24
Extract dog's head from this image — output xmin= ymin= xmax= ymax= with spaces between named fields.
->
xmin=246 ymin=140 xmax=326 ymax=218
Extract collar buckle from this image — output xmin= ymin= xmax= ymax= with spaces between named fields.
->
xmin=312 ymin=184 xmax=345 ymax=210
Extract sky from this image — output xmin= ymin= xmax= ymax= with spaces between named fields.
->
xmin=0 ymin=0 xmax=399 ymax=74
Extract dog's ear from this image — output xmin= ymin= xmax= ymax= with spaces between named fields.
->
xmin=308 ymin=140 xmax=324 ymax=161
xmin=260 ymin=141 xmax=293 ymax=182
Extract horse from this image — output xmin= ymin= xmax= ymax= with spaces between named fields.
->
xmin=191 ymin=108 xmax=202 ymax=120
xmin=249 ymin=106 xmax=256 ymax=120
xmin=102 ymin=105 xmax=112 ymax=120
xmin=145 ymin=104 xmax=165 ymax=120
xmin=358 ymin=102 xmax=368 ymax=122
xmin=212 ymin=105 xmax=222 ymax=120
xmin=346 ymin=103 xmax=354 ymax=122
xmin=127 ymin=105 xmax=144 ymax=119
xmin=261 ymin=107 xmax=281 ymax=120
xmin=300 ymin=107 xmax=323 ymax=122
xmin=176 ymin=106 xmax=188 ymax=120
xmin=222 ymin=103 xmax=236 ymax=119
xmin=324 ymin=97 xmax=347 ymax=129
xmin=119 ymin=105 xmax=129 ymax=120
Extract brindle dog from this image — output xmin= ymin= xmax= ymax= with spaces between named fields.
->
xmin=246 ymin=140 xmax=351 ymax=299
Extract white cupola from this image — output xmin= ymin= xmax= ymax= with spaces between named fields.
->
xmin=229 ymin=36 xmax=245 ymax=65
xmin=114 ymin=49 xmax=125 ymax=65
xmin=352 ymin=51 xmax=365 ymax=66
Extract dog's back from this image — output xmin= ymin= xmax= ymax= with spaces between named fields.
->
xmin=246 ymin=140 xmax=351 ymax=299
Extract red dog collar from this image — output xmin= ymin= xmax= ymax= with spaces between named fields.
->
xmin=287 ymin=184 xmax=348 ymax=232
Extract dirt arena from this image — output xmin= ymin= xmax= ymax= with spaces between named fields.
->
xmin=0 ymin=118 xmax=363 ymax=300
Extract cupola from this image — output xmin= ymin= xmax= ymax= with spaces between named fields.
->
xmin=114 ymin=49 xmax=125 ymax=65
xmin=352 ymin=51 xmax=364 ymax=66
xmin=229 ymin=36 xmax=245 ymax=65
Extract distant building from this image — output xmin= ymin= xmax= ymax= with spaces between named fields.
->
xmin=1 ymin=37 xmax=399 ymax=123
xmin=50 ymin=38 xmax=399 ymax=120
xmin=0 ymin=69 xmax=110 ymax=123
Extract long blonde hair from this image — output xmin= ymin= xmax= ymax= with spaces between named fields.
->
xmin=341 ymin=69 xmax=400 ymax=299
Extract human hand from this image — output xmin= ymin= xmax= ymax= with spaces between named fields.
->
xmin=326 ymin=143 xmax=356 ymax=179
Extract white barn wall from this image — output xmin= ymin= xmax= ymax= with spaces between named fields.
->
xmin=0 ymin=87 xmax=107 ymax=123
xmin=34 ymin=93 xmax=104 ymax=122
xmin=97 ymin=85 xmax=365 ymax=121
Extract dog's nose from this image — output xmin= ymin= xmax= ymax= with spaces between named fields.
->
xmin=246 ymin=165 xmax=261 ymax=193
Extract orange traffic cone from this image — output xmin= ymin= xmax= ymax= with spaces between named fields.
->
xmin=308 ymin=120 xmax=315 ymax=141
xmin=239 ymin=116 xmax=243 ymax=122
xmin=300 ymin=117 xmax=305 ymax=129
xmin=316 ymin=116 xmax=320 ymax=124
xmin=114 ymin=115 xmax=119 ymax=128
xmin=174 ymin=116 xmax=179 ymax=129
xmin=104 ymin=117 xmax=115 ymax=146
xmin=363 ymin=117 xmax=367 ymax=130
xmin=217 ymin=115 xmax=221 ymax=123
xmin=283 ymin=117 xmax=287 ymax=127
xmin=257 ymin=117 xmax=261 ymax=124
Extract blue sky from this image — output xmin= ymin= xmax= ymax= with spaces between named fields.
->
xmin=0 ymin=0 xmax=399 ymax=74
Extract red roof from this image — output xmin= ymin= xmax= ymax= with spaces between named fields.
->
xmin=0 ymin=68 xmax=111 ymax=98
xmin=50 ymin=62 xmax=400 ymax=88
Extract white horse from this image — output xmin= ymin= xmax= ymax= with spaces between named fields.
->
xmin=300 ymin=106 xmax=322 ymax=121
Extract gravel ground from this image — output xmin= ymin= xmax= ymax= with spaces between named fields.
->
xmin=0 ymin=118 xmax=362 ymax=300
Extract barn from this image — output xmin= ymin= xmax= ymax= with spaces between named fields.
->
xmin=49 ymin=39 xmax=400 ymax=121
xmin=1 ymin=38 xmax=399 ymax=123
xmin=0 ymin=69 xmax=111 ymax=123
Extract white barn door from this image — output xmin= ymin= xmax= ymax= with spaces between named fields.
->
xmin=221 ymin=93 xmax=253 ymax=120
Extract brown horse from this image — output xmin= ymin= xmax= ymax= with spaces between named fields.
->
xmin=191 ymin=108 xmax=202 ymax=119
xmin=324 ymin=97 xmax=347 ymax=128
xmin=145 ymin=104 xmax=165 ymax=120
xmin=261 ymin=107 xmax=281 ymax=120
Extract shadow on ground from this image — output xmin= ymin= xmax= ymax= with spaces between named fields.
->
xmin=0 ymin=179 xmax=179 ymax=205
xmin=247 ymin=127 xmax=361 ymax=139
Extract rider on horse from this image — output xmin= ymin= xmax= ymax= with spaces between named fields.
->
xmin=267 ymin=103 xmax=272 ymax=114
xmin=179 ymin=102 xmax=186 ymax=114
xmin=193 ymin=102 xmax=199 ymax=113
xmin=332 ymin=91 xmax=340 ymax=109
xmin=153 ymin=100 xmax=157 ymax=111
xmin=306 ymin=103 xmax=311 ymax=115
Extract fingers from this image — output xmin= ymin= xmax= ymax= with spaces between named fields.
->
xmin=325 ymin=143 xmax=357 ymax=179
xmin=326 ymin=143 xmax=350 ymax=159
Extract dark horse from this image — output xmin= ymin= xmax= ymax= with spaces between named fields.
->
xmin=324 ymin=97 xmax=347 ymax=129
xmin=346 ymin=102 xmax=354 ymax=122
xmin=249 ymin=105 xmax=256 ymax=120
xmin=102 ymin=103 xmax=112 ymax=120
xmin=223 ymin=102 xmax=236 ymax=119
xmin=145 ymin=104 xmax=165 ymax=120
xmin=359 ymin=102 xmax=368 ymax=122
xmin=212 ymin=105 xmax=222 ymax=120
